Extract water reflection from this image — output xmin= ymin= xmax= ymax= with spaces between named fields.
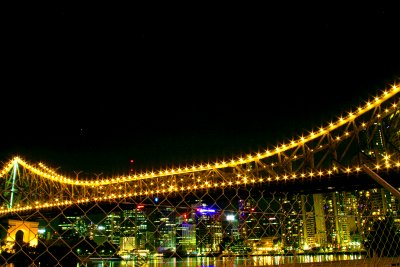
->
xmin=251 ymin=253 xmax=364 ymax=266
xmin=82 ymin=254 xmax=365 ymax=267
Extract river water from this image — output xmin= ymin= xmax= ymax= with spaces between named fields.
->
xmin=81 ymin=253 xmax=365 ymax=267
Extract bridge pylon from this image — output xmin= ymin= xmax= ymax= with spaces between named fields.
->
xmin=2 ymin=160 xmax=19 ymax=209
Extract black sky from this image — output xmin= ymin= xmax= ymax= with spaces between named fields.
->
xmin=1 ymin=3 xmax=399 ymax=176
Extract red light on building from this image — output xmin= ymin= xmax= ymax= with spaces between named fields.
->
xmin=137 ymin=205 xmax=144 ymax=209
xmin=130 ymin=159 xmax=135 ymax=173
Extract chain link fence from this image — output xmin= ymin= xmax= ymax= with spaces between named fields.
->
xmin=1 ymin=185 xmax=400 ymax=266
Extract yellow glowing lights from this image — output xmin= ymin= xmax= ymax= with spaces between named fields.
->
xmin=0 ymin=82 xmax=397 ymax=211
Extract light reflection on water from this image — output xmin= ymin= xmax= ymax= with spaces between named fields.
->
xmin=81 ymin=254 xmax=365 ymax=267
xmin=251 ymin=253 xmax=364 ymax=266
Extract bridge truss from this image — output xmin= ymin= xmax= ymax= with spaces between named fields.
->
xmin=0 ymin=84 xmax=399 ymax=266
xmin=1 ymin=84 xmax=400 ymax=213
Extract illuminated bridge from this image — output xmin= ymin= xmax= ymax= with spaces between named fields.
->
xmin=1 ymin=84 xmax=400 ymax=266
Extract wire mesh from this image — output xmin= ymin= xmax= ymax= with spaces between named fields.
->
xmin=1 ymin=185 xmax=400 ymax=267
xmin=1 ymin=85 xmax=399 ymax=266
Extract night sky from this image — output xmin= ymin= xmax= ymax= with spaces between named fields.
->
xmin=1 ymin=3 xmax=399 ymax=177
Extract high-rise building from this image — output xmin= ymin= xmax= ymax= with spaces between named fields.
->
xmin=193 ymin=203 xmax=222 ymax=254
xmin=280 ymin=194 xmax=304 ymax=251
xmin=152 ymin=206 xmax=176 ymax=253
xmin=176 ymin=212 xmax=196 ymax=255
xmin=238 ymin=199 xmax=258 ymax=241
xmin=313 ymin=194 xmax=328 ymax=248
xmin=120 ymin=206 xmax=149 ymax=250
xmin=103 ymin=212 xmax=122 ymax=245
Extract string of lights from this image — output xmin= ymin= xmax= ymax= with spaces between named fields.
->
xmin=1 ymin=83 xmax=399 ymax=214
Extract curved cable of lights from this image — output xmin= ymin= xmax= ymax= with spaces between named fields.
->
xmin=0 ymin=84 xmax=399 ymax=187
xmin=1 ymin=85 xmax=400 ymax=214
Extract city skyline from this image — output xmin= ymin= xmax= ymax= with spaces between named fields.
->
xmin=2 ymin=83 xmax=400 ymax=265
xmin=22 ymin=186 xmax=400 ymax=257
xmin=2 ymin=4 xmax=400 ymax=266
